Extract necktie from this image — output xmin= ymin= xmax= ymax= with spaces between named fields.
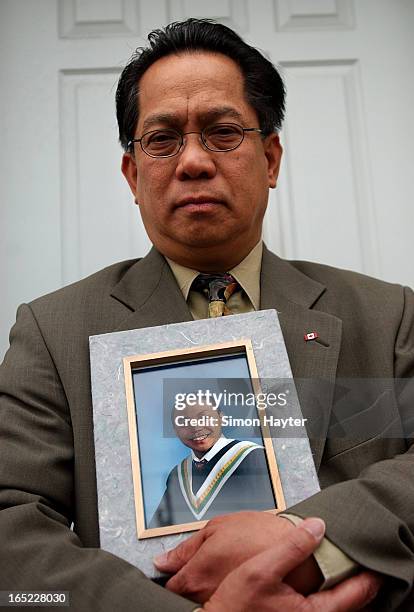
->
xmin=193 ymin=458 xmax=208 ymax=470
xmin=192 ymin=273 xmax=241 ymax=317
xmin=192 ymin=458 xmax=209 ymax=494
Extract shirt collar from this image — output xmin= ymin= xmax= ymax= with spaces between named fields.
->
xmin=165 ymin=260 xmax=199 ymax=302
xmin=191 ymin=436 xmax=234 ymax=463
xmin=166 ymin=240 xmax=262 ymax=310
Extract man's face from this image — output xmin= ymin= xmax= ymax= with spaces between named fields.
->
xmin=173 ymin=403 xmax=223 ymax=458
xmin=122 ymin=52 xmax=282 ymax=270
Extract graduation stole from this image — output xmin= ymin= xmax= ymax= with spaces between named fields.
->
xmin=177 ymin=441 xmax=263 ymax=520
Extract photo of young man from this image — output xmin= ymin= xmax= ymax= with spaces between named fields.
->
xmin=149 ymin=400 xmax=275 ymax=528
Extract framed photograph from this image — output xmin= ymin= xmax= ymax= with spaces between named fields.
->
xmin=123 ymin=340 xmax=285 ymax=540
xmin=90 ymin=310 xmax=319 ymax=577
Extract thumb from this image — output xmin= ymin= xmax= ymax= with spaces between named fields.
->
xmin=202 ymin=517 xmax=326 ymax=611
xmin=226 ymin=517 xmax=325 ymax=586
xmin=256 ymin=517 xmax=326 ymax=582
xmin=153 ymin=529 xmax=207 ymax=573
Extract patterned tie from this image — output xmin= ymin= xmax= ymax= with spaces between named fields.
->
xmin=192 ymin=273 xmax=241 ymax=317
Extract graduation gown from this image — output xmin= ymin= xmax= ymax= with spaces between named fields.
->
xmin=149 ymin=439 xmax=276 ymax=528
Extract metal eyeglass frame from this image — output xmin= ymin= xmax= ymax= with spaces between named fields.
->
xmin=127 ymin=122 xmax=263 ymax=158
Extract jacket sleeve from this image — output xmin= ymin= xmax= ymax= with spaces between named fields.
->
xmin=287 ymin=286 xmax=414 ymax=611
xmin=0 ymin=304 xmax=196 ymax=612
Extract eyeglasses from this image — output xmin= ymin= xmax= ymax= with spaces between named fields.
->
xmin=127 ymin=123 xmax=263 ymax=158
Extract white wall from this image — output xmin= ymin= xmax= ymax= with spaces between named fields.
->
xmin=1 ymin=0 xmax=414 ymax=359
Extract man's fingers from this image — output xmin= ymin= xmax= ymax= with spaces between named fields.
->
xmin=230 ymin=517 xmax=326 ymax=586
xmin=268 ymin=517 xmax=325 ymax=581
xmin=156 ymin=515 xmax=324 ymax=601
xmin=309 ymin=570 xmax=383 ymax=612
xmin=153 ymin=528 xmax=207 ymax=573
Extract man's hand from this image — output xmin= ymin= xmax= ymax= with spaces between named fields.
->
xmin=200 ymin=518 xmax=382 ymax=612
xmin=154 ymin=511 xmax=323 ymax=602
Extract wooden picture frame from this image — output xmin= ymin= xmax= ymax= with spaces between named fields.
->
xmin=123 ymin=339 xmax=286 ymax=540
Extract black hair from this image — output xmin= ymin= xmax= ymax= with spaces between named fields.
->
xmin=116 ymin=18 xmax=285 ymax=151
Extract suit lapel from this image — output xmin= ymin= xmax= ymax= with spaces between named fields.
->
xmin=109 ymin=245 xmax=342 ymax=470
xmin=261 ymin=247 xmax=342 ymax=470
xmin=110 ymin=247 xmax=193 ymax=332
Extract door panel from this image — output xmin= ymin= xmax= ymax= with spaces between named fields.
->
xmin=1 ymin=0 xmax=413 ymax=358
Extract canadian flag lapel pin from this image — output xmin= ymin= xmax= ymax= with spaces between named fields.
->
xmin=304 ymin=331 xmax=318 ymax=342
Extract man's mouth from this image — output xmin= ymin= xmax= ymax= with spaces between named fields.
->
xmin=175 ymin=196 xmax=225 ymax=210
xmin=189 ymin=432 xmax=211 ymax=442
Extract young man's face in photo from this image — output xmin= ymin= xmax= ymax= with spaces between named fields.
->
xmin=173 ymin=402 xmax=223 ymax=458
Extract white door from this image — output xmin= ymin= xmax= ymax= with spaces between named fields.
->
xmin=1 ymin=0 xmax=413 ymax=359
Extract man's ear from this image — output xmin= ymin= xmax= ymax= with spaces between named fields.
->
xmin=121 ymin=152 xmax=138 ymax=196
xmin=264 ymin=133 xmax=283 ymax=189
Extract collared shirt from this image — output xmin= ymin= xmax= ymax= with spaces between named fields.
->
xmin=191 ymin=436 xmax=234 ymax=463
xmin=166 ymin=240 xmax=262 ymax=319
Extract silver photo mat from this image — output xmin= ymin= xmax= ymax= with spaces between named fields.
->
xmin=90 ymin=309 xmax=319 ymax=578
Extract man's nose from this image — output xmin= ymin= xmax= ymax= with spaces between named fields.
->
xmin=175 ymin=133 xmax=217 ymax=180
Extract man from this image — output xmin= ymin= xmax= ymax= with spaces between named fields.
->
xmin=0 ymin=18 xmax=411 ymax=611
xmin=149 ymin=402 xmax=275 ymax=528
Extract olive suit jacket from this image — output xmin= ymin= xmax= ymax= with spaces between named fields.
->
xmin=0 ymin=246 xmax=413 ymax=611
